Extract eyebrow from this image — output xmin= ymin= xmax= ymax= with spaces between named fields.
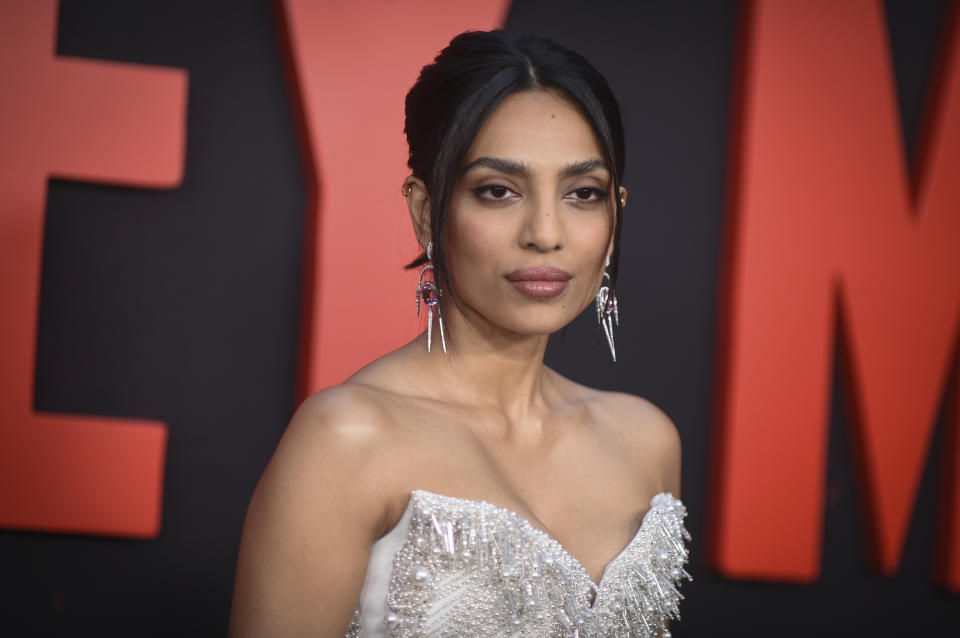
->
xmin=461 ymin=156 xmax=610 ymax=179
xmin=461 ymin=156 xmax=530 ymax=177
xmin=560 ymin=158 xmax=609 ymax=179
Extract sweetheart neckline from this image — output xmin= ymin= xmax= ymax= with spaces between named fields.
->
xmin=403 ymin=488 xmax=680 ymax=597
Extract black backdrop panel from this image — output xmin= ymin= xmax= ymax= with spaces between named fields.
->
xmin=13 ymin=1 xmax=305 ymax=635
xmin=1 ymin=0 xmax=957 ymax=635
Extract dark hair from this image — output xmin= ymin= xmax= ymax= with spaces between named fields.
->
xmin=404 ymin=29 xmax=626 ymax=300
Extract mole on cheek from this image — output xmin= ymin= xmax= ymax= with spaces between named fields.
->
xmin=551 ymin=113 xmax=556 ymax=118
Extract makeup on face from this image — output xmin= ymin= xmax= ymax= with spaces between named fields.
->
xmin=444 ymin=90 xmax=614 ymax=331
xmin=505 ymin=266 xmax=572 ymax=299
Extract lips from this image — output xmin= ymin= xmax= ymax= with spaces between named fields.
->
xmin=505 ymin=267 xmax=571 ymax=299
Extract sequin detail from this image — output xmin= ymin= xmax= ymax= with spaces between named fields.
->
xmin=345 ymin=607 xmax=362 ymax=637
xmin=352 ymin=490 xmax=690 ymax=637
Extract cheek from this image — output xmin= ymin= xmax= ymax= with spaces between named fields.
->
xmin=445 ymin=212 xmax=507 ymax=294
xmin=571 ymin=213 xmax=612 ymax=255
xmin=447 ymin=209 xmax=510 ymax=261
xmin=571 ymin=217 xmax=613 ymax=291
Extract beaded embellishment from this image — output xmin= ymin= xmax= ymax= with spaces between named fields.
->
xmin=345 ymin=608 xmax=362 ymax=637
xmin=348 ymin=490 xmax=691 ymax=637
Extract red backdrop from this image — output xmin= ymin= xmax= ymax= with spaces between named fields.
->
xmin=1 ymin=0 xmax=958 ymax=595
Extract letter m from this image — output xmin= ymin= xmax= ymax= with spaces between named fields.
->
xmin=709 ymin=0 xmax=960 ymax=589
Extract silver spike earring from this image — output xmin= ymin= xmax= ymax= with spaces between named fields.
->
xmin=416 ymin=241 xmax=447 ymax=354
xmin=595 ymin=255 xmax=619 ymax=362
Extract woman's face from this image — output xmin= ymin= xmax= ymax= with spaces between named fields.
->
xmin=444 ymin=89 xmax=616 ymax=337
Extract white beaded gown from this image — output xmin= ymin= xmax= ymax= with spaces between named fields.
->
xmin=345 ymin=490 xmax=691 ymax=637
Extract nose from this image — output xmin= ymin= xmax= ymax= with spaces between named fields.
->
xmin=518 ymin=194 xmax=564 ymax=252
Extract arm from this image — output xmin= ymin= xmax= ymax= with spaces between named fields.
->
xmin=617 ymin=395 xmax=682 ymax=638
xmin=229 ymin=388 xmax=391 ymax=638
xmin=653 ymin=406 xmax=682 ymax=638
xmin=615 ymin=393 xmax=682 ymax=499
xmin=657 ymin=411 xmax=682 ymax=499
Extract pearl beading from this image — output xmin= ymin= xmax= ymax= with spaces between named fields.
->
xmin=346 ymin=490 xmax=691 ymax=637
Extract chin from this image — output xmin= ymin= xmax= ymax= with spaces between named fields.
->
xmin=458 ymin=291 xmax=589 ymax=336
xmin=502 ymin=311 xmax=580 ymax=337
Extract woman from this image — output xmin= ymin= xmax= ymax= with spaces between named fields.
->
xmin=230 ymin=29 xmax=690 ymax=637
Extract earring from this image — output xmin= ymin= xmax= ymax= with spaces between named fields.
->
xmin=595 ymin=255 xmax=619 ymax=362
xmin=416 ymin=242 xmax=447 ymax=354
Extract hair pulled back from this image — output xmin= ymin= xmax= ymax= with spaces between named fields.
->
xmin=404 ymin=29 xmax=626 ymax=299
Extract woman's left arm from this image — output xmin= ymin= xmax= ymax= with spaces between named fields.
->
xmin=658 ymin=412 xmax=682 ymax=498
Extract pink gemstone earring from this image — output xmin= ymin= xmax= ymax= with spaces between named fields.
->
xmin=595 ymin=255 xmax=619 ymax=362
xmin=417 ymin=242 xmax=447 ymax=354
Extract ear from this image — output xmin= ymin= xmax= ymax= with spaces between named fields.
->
xmin=403 ymin=176 xmax=431 ymax=249
xmin=606 ymin=186 xmax=626 ymax=260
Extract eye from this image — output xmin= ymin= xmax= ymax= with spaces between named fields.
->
xmin=472 ymin=184 xmax=517 ymax=201
xmin=565 ymin=186 xmax=607 ymax=205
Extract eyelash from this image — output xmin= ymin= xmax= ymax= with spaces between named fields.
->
xmin=472 ymin=184 xmax=515 ymax=201
xmin=471 ymin=185 xmax=608 ymax=207
xmin=567 ymin=187 xmax=607 ymax=204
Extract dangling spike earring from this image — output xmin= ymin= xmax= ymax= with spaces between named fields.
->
xmin=416 ymin=242 xmax=447 ymax=354
xmin=595 ymin=255 xmax=619 ymax=362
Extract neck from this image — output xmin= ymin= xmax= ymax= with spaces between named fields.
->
xmin=412 ymin=300 xmax=556 ymax=425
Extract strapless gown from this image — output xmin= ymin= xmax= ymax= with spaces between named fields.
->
xmin=344 ymin=490 xmax=691 ymax=637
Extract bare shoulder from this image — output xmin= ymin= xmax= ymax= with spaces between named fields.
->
xmin=603 ymin=390 xmax=682 ymax=497
xmin=230 ymin=383 xmax=403 ymax=636
xmin=242 ymin=382 xmax=405 ymax=554
xmin=597 ymin=389 xmax=682 ymax=498
xmin=283 ymin=382 xmax=397 ymax=455
xmin=606 ymin=391 xmax=679 ymax=445
xmin=549 ymin=371 xmax=682 ymax=497
xmin=266 ymin=382 xmax=405 ymax=522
